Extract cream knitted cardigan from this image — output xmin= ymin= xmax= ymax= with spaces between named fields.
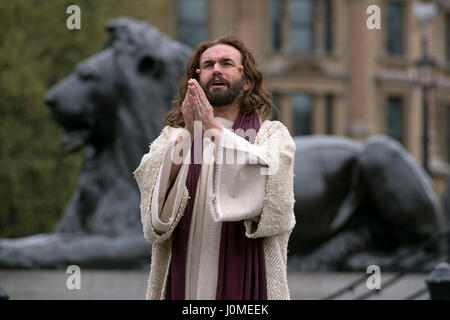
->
xmin=133 ymin=120 xmax=296 ymax=300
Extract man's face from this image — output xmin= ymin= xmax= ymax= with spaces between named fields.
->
xmin=198 ymin=44 xmax=249 ymax=107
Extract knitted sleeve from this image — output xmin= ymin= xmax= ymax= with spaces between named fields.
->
xmin=242 ymin=121 xmax=296 ymax=238
xmin=133 ymin=126 xmax=189 ymax=244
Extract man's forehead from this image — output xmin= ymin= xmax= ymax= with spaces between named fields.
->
xmin=200 ymin=44 xmax=242 ymax=63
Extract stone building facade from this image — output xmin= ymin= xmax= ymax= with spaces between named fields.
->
xmin=149 ymin=0 xmax=450 ymax=194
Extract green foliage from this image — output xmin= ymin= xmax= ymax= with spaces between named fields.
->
xmin=0 ymin=0 xmax=168 ymax=238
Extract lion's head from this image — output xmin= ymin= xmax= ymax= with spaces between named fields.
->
xmin=45 ymin=17 xmax=191 ymax=155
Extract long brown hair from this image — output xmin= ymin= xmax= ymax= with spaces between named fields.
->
xmin=164 ymin=35 xmax=273 ymax=127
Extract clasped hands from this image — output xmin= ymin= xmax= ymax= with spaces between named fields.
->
xmin=169 ymin=80 xmax=223 ymax=188
xmin=179 ymin=79 xmax=223 ymax=145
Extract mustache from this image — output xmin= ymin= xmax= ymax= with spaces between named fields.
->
xmin=206 ymin=75 xmax=230 ymax=88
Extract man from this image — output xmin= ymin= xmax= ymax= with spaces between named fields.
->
xmin=133 ymin=36 xmax=296 ymax=300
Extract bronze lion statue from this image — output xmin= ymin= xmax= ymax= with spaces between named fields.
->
xmin=288 ymin=135 xmax=447 ymax=271
xmin=0 ymin=18 xmax=191 ymax=269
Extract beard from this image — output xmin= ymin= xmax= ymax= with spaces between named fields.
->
xmin=200 ymin=75 xmax=245 ymax=107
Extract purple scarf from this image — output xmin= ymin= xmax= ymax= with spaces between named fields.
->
xmin=166 ymin=111 xmax=267 ymax=300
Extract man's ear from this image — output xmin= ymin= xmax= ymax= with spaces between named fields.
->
xmin=244 ymin=78 xmax=252 ymax=92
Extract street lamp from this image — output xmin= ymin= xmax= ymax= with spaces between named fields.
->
xmin=417 ymin=55 xmax=436 ymax=174
xmin=413 ymin=1 xmax=438 ymax=174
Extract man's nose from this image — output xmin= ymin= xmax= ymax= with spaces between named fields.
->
xmin=212 ymin=62 xmax=223 ymax=74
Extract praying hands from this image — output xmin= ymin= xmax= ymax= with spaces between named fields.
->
xmin=181 ymin=79 xmax=223 ymax=138
xmin=169 ymin=79 xmax=223 ymax=188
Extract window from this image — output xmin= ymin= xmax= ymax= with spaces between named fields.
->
xmin=272 ymin=0 xmax=334 ymax=54
xmin=177 ymin=0 xmax=208 ymax=49
xmin=289 ymin=0 xmax=314 ymax=53
xmin=323 ymin=0 xmax=333 ymax=53
xmin=292 ymin=93 xmax=312 ymax=136
xmin=387 ymin=97 xmax=403 ymax=143
xmin=272 ymin=0 xmax=282 ymax=50
xmin=271 ymin=93 xmax=280 ymax=121
xmin=325 ymin=94 xmax=333 ymax=134
xmin=387 ymin=2 xmax=404 ymax=55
